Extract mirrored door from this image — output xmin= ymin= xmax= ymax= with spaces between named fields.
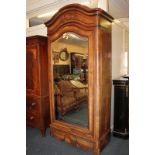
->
xmin=51 ymin=32 xmax=88 ymax=128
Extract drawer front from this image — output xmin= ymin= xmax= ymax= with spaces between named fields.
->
xmin=26 ymin=113 xmax=42 ymax=128
xmin=26 ymin=96 xmax=41 ymax=114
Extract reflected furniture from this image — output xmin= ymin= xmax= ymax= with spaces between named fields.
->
xmin=53 ymin=64 xmax=71 ymax=82
xmin=113 ymin=77 xmax=129 ymax=138
xmin=45 ymin=4 xmax=113 ymax=155
xmin=70 ymin=53 xmax=88 ymax=83
xmin=26 ymin=36 xmax=50 ymax=136
xmin=70 ymin=80 xmax=88 ymax=105
xmin=55 ymin=80 xmax=87 ymax=116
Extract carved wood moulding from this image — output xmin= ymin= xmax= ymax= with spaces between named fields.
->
xmin=45 ymin=3 xmax=113 ymax=34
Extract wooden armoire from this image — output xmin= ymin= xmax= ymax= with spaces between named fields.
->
xmin=45 ymin=4 xmax=113 ymax=154
xmin=26 ymin=36 xmax=50 ymax=136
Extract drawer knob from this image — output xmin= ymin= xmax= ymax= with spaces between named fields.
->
xmin=30 ymin=116 xmax=34 ymax=120
xmin=31 ymin=102 xmax=36 ymax=106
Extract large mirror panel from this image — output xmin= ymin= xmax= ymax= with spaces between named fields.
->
xmin=51 ymin=32 xmax=88 ymax=128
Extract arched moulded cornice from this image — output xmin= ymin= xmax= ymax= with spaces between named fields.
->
xmin=45 ymin=3 xmax=114 ymax=34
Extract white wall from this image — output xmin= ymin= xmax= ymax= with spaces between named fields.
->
xmin=26 ymin=24 xmax=47 ymax=37
xmin=112 ymin=24 xmax=128 ymax=79
xmin=110 ymin=22 xmax=129 ymax=131
xmin=26 ymin=17 xmax=29 ymax=29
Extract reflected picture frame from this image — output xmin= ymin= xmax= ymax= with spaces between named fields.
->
xmin=53 ymin=52 xmax=59 ymax=63
xmin=59 ymin=48 xmax=69 ymax=61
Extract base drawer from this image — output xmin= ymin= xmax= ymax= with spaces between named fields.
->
xmin=26 ymin=96 xmax=41 ymax=114
xmin=26 ymin=113 xmax=42 ymax=128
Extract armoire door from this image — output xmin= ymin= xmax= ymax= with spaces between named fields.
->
xmin=26 ymin=45 xmax=40 ymax=96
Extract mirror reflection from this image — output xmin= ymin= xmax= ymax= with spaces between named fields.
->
xmin=52 ymin=32 xmax=88 ymax=128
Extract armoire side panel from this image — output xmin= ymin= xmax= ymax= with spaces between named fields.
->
xmin=94 ymin=23 xmax=112 ymax=151
xmin=39 ymin=39 xmax=49 ymax=96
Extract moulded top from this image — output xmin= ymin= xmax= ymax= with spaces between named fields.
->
xmin=45 ymin=3 xmax=114 ymax=27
